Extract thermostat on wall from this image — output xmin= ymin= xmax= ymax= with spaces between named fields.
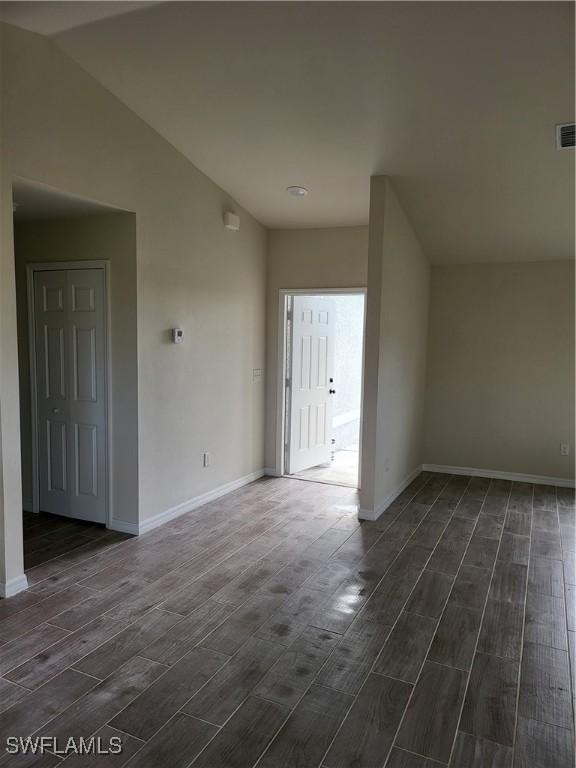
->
xmin=172 ymin=328 xmax=184 ymax=344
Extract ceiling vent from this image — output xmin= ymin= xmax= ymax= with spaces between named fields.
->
xmin=556 ymin=123 xmax=575 ymax=149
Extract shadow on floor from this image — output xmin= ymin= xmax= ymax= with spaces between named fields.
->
xmin=23 ymin=511 xmax=131 ymax=572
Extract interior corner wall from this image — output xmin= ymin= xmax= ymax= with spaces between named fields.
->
xmin=14 ymin=214 xmax=139 ymax=525
xmin=424 ymin=260 xmax=576 ymax=482
xmin=1 ymin=23 xmax=267 ymax=529
xmin=265 ymin=227 xmax=368 ymax=471
xmin=360 ymin=177 xmax=430 ymax=517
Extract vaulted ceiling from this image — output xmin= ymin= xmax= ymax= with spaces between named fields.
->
xmin=1 ymin=1 xmax=574 ymax=262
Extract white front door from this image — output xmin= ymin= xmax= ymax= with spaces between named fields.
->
xmin=287 ymin=295 xmax=335 ymax=474
xmin=34 ymin=268 xmax=107 ymax=523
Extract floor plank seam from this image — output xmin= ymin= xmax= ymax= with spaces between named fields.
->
xmin=555 ymin=488 xmax=576 ymax=740
xmin=90 ymin=499 xmax=362 ymax=757
xmin=387 ymin=475 xmax=488 ymax=767
xmin=554 ymin=488 xmax=576 ymax=728
xmin=236 ymin=473 xmax=442 ymax=768
xmin=444 ymin=480 xmax=515 ymax=766
xmin=315 ymin=474 xmax=461 ymax=768
xmin=5 ymin=492 xmax=305 ymax=760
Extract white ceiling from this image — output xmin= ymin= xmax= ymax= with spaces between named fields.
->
xmin=2 ymin=1 xmax=574 ymax=262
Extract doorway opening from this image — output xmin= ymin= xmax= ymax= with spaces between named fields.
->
xmin=13 ymin=178 xmax=138 ymax=575
xmin=280 ymin=290 xmax=366 ymax=488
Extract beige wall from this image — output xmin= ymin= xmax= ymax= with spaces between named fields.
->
xmin=14 ymin=213 xmax=139 ymax=524
xmin=265 ymin=226 xmax=368 ymax=470
xmin=424 ymin=261 xmax=575 ymax=481
xmin=0 ymin=83 xmax=27 ymax=590
xmin=360 ymin=177 xmax=430 ymax=517
xmin=0 ymin=19 xmax=267 ymax=588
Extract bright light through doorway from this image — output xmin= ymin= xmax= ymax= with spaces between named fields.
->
xmin=285 ymin=292 xmax=365 ymax=488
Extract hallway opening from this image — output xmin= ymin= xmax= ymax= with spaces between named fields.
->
xmin=12 ymin=178 xmax=138 ymax=575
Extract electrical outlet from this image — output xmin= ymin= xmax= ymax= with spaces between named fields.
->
xmin=560 ymin=444 xmax=570 ymax=456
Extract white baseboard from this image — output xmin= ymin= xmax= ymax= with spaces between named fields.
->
xmin=358 ymin=465 xmax=422 ymax=521
xmin=109 ymin=461 xmax=574 ymax=535
xmin=422 ymin=464 xmax=575 ymax=488
xmin=358 ymin=461 xmax=575 ymax=523
xmin=0 ymin=574 xmax=29 ymax=598
xmin=108 ymin=518 xmax=140 ymax=535
xmin=113 ymin=469 xmax=266 ymax=536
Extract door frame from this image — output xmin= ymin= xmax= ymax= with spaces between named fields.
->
xmin=275 ymin=287 xmax=367 ymax=487
xmin=26 ymin=261 xmax=112 ymax=527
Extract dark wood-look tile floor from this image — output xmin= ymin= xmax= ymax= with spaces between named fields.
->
xmin=0 ymin=474 xmax=574 ymax=767
xmin=21 ymin=512 xmax=129 ymax=572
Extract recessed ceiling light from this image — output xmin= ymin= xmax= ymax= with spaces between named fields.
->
xmin=286 ymin=186 xmax=309 ymax=198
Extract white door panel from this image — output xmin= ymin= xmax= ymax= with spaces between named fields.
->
xmin=36 ymin=270 xmax=68 ymax=514
xmin=34 ymin=268 xmax=107 ymax=523
xmin=68 ymin=269 xmax=106 ymax=522
xmin=46 ymin=419 xmax=67 ymax=493
xmin=287 ymin=295 xmax=335 ymax=474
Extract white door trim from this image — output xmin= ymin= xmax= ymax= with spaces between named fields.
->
xmin=26 ymin=261 xmax=113 ymax=528
xmin=274 ymin=287 xmax=367 ymax=487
